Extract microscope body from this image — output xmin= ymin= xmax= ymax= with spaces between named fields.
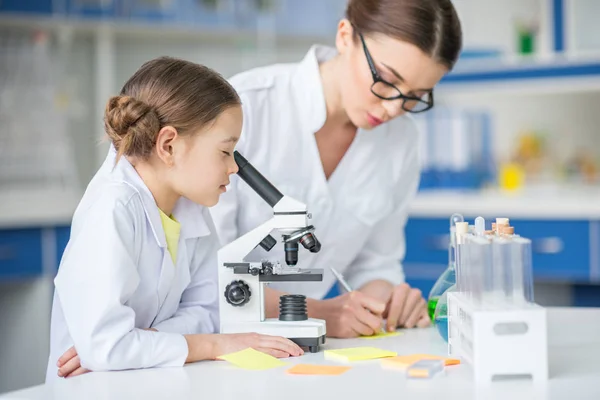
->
xmin=217 ymin=152 xmax=327 ymax=353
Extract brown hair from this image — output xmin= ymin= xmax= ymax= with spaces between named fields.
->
xmin=346 ymin=0 xmax=462 ymax=70
xmin=104 ymin=56 xmax=240 ymax=161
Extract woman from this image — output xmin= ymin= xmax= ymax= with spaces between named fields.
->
xmin=211 ymin=0 xmax=462 ymax=338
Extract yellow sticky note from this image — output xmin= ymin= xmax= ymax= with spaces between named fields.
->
xmin=360 ymin=331 xmax=403 ymax=340
xmin=286 ymin=364 xmax=352 ymax=376
xmin=217 ymin=348 xmax=287 ymax=370
xmin=324 ymin=347 xmax=397 ymax=362
xmin=381 ymin=354 xmax=460 ymax=370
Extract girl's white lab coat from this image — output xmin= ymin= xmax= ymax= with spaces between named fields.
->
xmin=46 ymin=147 xmax=219 ymax=382
xmin=210 ymin=45 xmax=420 ymax=300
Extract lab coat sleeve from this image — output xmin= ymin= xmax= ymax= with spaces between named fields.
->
xmin=153 ymin=232 xmax=220 ymax=334
xmin=344 ymin=138 xmax=420 ymax=291
xmin=54 ymin=195 xmax=188 ymax=371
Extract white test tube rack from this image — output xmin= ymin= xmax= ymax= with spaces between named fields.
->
xmin=447 ymin=292 xmax=548 ymax=384
xmin=447 ymin=219 xmax=548 ymax=384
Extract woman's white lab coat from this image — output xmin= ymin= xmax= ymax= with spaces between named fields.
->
xmin=210 ymin=45 xmax=421 ymax=300
xmin=46 ymin=147 xmax=219 ymax=382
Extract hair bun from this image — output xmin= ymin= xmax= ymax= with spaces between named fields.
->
xmin=104 ymin=95 xmax=161 ymax=158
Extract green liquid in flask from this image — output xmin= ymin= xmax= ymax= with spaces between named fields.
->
xmin=427 ymin=297 xmax=439 ymax=321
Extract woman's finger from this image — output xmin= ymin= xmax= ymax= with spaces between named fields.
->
xmin=58 ymin=355 xmax=81 ymax=378
xmin=66 ymin=367 xmax=90 ymax=378
xmin=57 ymin=346 xmax=77 ymax=367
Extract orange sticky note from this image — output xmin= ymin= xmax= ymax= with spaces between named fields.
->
xmin=286 ymin=364 xmax=352 ymax=376
xmin=381 ymin=354 xmax=460 ymax=369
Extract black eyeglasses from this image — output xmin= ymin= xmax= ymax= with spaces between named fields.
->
xmin=358 ymin=32 xmax=434 ymax=113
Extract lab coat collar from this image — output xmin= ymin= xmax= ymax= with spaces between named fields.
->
xmin=105 ymin=147 xmax=211 ymax=247
xmin=291 ymin=45 xmax=336 ymax=134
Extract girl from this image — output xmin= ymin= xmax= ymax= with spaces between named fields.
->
xmin=47 ymin=57 xmax=302 ymax=381
xmin=210 ymin=0 xmax=463 ymax=338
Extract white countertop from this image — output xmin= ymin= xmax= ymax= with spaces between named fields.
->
xmin=2 ymin=307 xmax=600 ymax=400
xmin=3 ymin=185 xmax=600 ymax=229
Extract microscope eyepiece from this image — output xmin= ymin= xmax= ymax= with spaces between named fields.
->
xmin=234 ymin=151 xmax=283 ymax=208
xmin=299 ymin=232 xmax=321 ymax=253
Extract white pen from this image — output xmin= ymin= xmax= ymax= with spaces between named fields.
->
xmin=329 ymin=266 xmax=353 ymax=293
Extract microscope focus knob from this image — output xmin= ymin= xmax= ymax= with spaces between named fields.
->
xmin=225 ymin=280 xmax=251 ymax=307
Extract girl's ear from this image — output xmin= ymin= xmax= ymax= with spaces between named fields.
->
xmin=156 ymin=126 xmax=178 ymax=166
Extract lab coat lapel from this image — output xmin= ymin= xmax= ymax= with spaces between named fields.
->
xmin=157 ymin=246 xmax=176 ymax=308
xmin=105 ymin=146 xmax=176 ymax=306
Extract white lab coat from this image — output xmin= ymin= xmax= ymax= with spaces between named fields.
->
xmin=210 ymin=45 xmax=420 ymax=300
xmin=46 ymin=147 xmax=219 ymax=382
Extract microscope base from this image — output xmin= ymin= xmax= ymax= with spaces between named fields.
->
xmin=287 ymin=334 xmax=326 ymax=353
xmin=220 ymin=318 xmax=327 ymax=352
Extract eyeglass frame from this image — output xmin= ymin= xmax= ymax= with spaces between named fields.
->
xmin=356 ymin=30 xmax=435 ymax=113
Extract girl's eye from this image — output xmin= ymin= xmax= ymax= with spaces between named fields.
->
xmin=222 ymin=151 xmax=231 ymax=156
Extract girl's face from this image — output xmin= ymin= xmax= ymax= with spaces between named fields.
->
xmin=168 ymin=106 xmax=242 ymax=207
xmin=335 ymin=20 xmax=449 ymax=129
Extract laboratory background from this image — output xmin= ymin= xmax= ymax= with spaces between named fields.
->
xmin=1 ymin=0 xmax=600 ymax=394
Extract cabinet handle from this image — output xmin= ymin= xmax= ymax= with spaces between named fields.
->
xmin=0 ymin=245 xmax=17 ymax=261
xmin=532 ymin=237 xmax=564 ymax=255
xmin=424 ymin=234 xmax=449 ymax=251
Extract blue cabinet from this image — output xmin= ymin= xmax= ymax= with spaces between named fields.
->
xmin=0 ymin=0 xmax=53 ymax=14
xmin=55 ymin=226 xmax=71 ymax=266
xmin=515 ymin=220 xmax=590 ymax=281
xmin=0 ymin=228 xmax=43 ymax=280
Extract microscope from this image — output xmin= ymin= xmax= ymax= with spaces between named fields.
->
xmin=218 ymin=151 xmax=327 ymax=353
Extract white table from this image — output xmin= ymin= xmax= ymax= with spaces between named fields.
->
xmin=2 ymin=307 xmax=600 ymax=400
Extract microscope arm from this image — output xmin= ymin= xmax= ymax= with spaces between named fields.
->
xmin=219 ymin=217 xmax=277 ymax=263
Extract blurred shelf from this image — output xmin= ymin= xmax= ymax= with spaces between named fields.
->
xmin=410 ymin=187 xmax=600 ymax=219
xmin=439 ymin=55 xmax=600 ymax=96
xmin=0 ymin=13 xmax=331 ymax=45
xmin=0 ymin=188 xmax=81 ymax=229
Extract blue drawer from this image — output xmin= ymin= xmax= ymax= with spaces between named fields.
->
xmin=512 ymin=219 xmax=590 ymax=281
xmin=0 ymin=0 xmax=53 ymax=14
xmin=56 ymin=225 xmax=71 ymax=266
xmin=0 ymin=228 xmax=43 ymax=280
xmin=405 ymin=217 xmax=591 ymax=283
xmin=405 ymin=218 xmax=449 ymax=266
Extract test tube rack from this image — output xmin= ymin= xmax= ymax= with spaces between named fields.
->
xmin=447 ymin=292 xmax=548 ymax=384
xmin=446 ymin=217 xmax=548 ymax=384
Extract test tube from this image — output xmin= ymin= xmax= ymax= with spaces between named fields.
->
xmin=455 ymin=222 xmax=469 ymax=296
xmin=491 ymin=237 xmax=512 ymax=305
xmin=475 ymin=216 xmax=485 ymax=236
xmin=449 ymin=214 xmax=464 ymax=269
xmin=468 ymin=235 xmax=490 ymax=305
xmin=511 ymin=237 xmax=534 ymax=304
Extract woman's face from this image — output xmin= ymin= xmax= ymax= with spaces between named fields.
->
xmin=335 ymin=20 xmax=449 ymax=130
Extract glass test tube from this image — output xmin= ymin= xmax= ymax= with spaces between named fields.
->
xmin=491 ymin=237 xmax=512 ymax=305
xmin=455 ymin=221 xmax=469 ymax=297
xmin=449 ymin=214 xmax=464 ymax=269
xmin=469 ymin=236 xmax=489 ymax=305
xmin=511 ymin=237 xmax=534 ymax=304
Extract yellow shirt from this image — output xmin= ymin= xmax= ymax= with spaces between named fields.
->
xmin=159 ymin=209 xmax=181 ymax=265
